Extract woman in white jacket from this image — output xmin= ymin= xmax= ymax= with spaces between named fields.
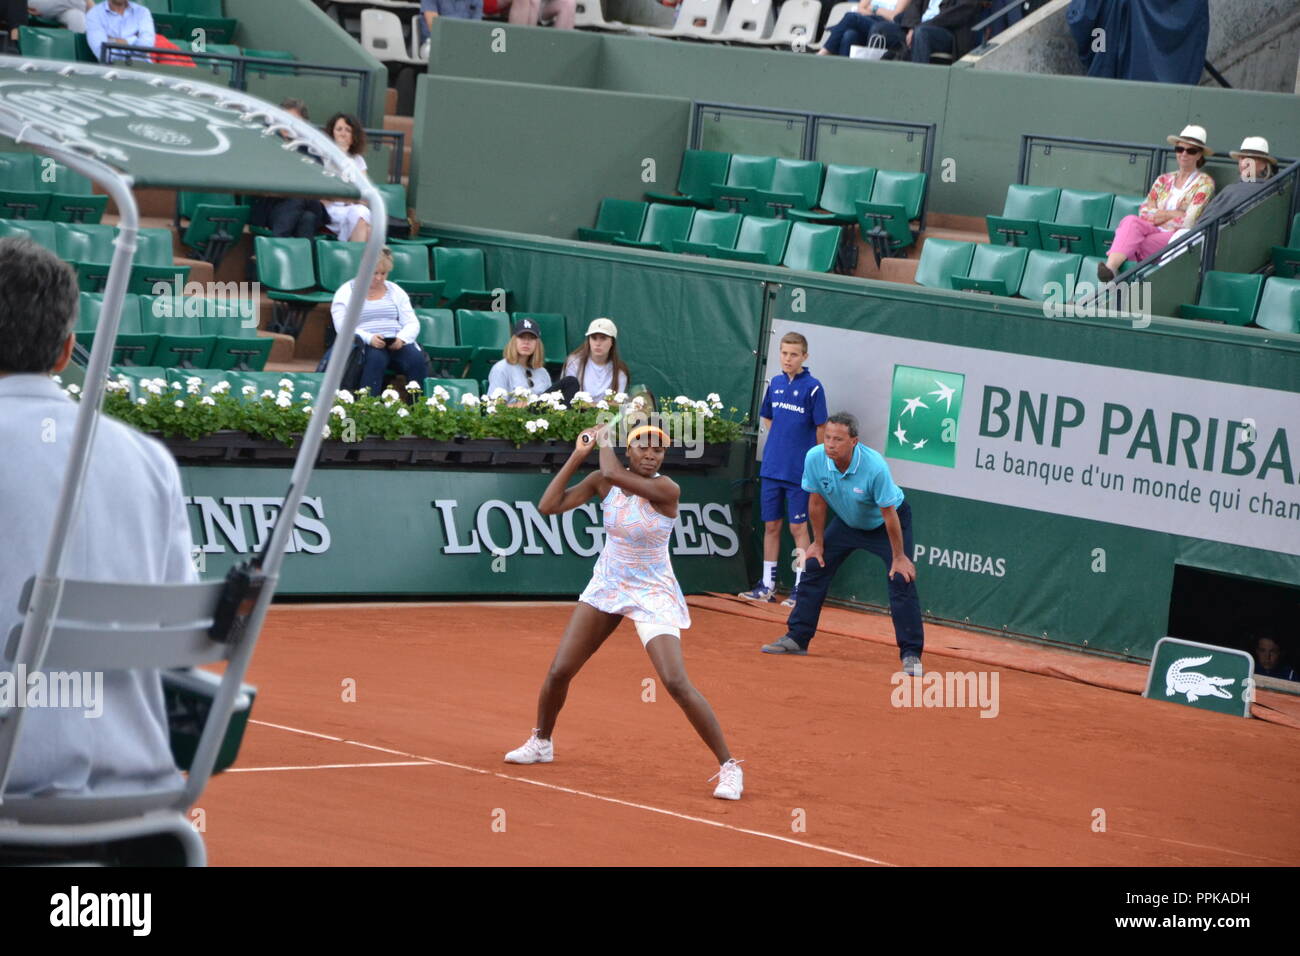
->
xmin=330 ymin=247 xmax=428 ymax=395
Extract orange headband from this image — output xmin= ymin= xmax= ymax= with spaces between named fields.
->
xmin=627 ymin=425 xmax=670 ymax=445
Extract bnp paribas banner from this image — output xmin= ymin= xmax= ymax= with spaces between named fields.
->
xmin=179 ymin=467 xmax=747 ymax=596
xmin=770 ymin=321 xmax=1299 ymax=559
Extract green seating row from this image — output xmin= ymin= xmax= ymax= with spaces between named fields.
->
xmin=1179 ymin=273 xmax=1300 ymax=333
xmin=0 ymin=219 xmax=192 ymax=294
xmin=915 ymin=240 xmax=1138 ymax=301
xmin=415 ymin=309 xmax=567 ymax=381
xmin=639 ymin=150 xmax=927 ymax=259
xmin=255 ymin=237 xmax=510 ymax=337
xmin=1269 ymin=213 xmax=1300 ymax=280
xmin=0 ymin=152 xmax=107 ymax=224
xmin=82 ymin=293 xmax=272 ymax=370
xmin=580 ymin=202 xmax=839 ymax=272
xmin=139 ymin=0 xmax=238 ymax=46
xmin=987 ymin=185 xmax=1145 ymax=257
xmin=110 ymin=367 xmax=320 ymax=402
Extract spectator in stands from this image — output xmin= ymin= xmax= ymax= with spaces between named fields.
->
xmin=498 ymin=0 xmax=576 ymax=30
xmin=1170 ymin=137 xmax=1278 ymax=243
xmin=815 ymin=0 xmax=907 ymax=59
xmin=323 ymin=112 xmax=373 ymax=244
xmin=0 ymin=237 xmax=189 ymax=801
xmin=559 ymin=317 xmax=629 ymax=401
xmin=1097 ymin=124 xmax=1216 ymax=282
xmin=895 ymin=0 xmax=981 ymax=63
xmin=85 ymin=0 xmax=155 ymax=63
xmin=28 ymin=0 xmax=93 ymax=33
xmin=330 ymin=246 xmax=429 ymax=396
xmin=417 ymin=0 xmax=484 ymax=59
xmin=249 ymin=99 xmax=328 ymax=240
xmin=1253 ymin=636 xmax=1297 ymax=682
xmin=488 ymin=316 xmax=552 ymax=402
xmin=1 ymin=0 xmax=25 ymax=51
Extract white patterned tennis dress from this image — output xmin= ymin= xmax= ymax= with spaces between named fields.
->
xmin=578 ymin=483 xmax=691 ymax=630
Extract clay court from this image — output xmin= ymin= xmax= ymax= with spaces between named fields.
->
xmin=194 ymin=596 xmax=1300 ymax=867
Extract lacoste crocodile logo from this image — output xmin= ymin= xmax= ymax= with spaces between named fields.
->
xmin=1165 ymin=655 xmax=1235 ymax=703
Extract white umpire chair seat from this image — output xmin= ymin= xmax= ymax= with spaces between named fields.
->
xmin=746 ymin=0 xmax=820 ymax=47
xmin=628 ymin=0 xmax=728 ymax=39
xmin=575 ymin=0 xmax=629 ymax=30
xmin=711 ymin=0 xmax=774 ymax=42
xmin=809 ymin=0 xmax=855 ymax=50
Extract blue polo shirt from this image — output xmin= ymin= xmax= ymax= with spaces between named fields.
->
xmin=760 ymin=367 xmax=828 ymax=483
xmin=801 ymin=442 xmax=904 ymax=531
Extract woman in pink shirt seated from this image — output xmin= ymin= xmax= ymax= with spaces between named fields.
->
xmin=1098 ymin=124 xmax=1216 ymax=281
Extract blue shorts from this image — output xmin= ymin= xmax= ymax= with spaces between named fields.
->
xmin=760 ymin=478 xmax=809 ymax=524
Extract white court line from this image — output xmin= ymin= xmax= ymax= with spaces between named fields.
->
xmin=249 ymin=719 xmax=892 ymax=866
xmin=1110 ymin=829 xmax=1294 ymax=866
xmin=227 ymin=761 xmax=434 ymax=773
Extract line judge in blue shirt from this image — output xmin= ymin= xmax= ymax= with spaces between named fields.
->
xmin=85 ymin=0 xmax=155 ymax=63
xmin=760 ymin=411 xmax=925 ymax=675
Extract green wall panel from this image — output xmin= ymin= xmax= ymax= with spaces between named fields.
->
xmin=427 ymin=18 xmax=601 ymax=88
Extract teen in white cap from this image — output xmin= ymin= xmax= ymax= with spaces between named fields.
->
xmin=560 ymin=317 xmax=629 ymax=398
xmin=1098 ymin=124 xmax=1216 ymax=281
xmin=487 ymin=316 xmax=551 ymax=401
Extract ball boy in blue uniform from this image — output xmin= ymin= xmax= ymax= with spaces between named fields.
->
xmin=738 ymin=332 xmax=828 ymax=607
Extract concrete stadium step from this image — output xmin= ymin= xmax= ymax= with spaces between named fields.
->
xmin=385 ymin=88 xmax=398 ymax=115
xmin=383 ymin=115 xmax=414 ymax=140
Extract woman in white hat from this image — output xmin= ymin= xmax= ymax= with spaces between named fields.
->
xmin=1169 ymin=137 xmax=1278 ymax=244
xmin=560 ymin=317 xmax=630 ymax=399
xmin=1098 ymin=124 xmax=1217 ymax=282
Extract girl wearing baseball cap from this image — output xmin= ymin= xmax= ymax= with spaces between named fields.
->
xmin=560 ymin=317 xmax=630 ymax=399
xmin=487 ymin=316 xmax=552 ymax=402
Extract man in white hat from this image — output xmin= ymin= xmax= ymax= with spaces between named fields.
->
xmin=1098 ymin=124 xmax=1217 ymax=281
xmin=1169 ymin=136 xmax=1279 ymax=243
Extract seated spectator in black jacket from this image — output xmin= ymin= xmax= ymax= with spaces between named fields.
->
xmin=1253 ymin=636 xmax=1297 ymax=682
xmin=896 ymin=0 xmax=981 ymax=63
xmin=249 ymin=99 xmax=327 ymax=239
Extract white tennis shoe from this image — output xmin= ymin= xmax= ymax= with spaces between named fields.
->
xmin=711 ymin=758 xmax=744 ymax=800
xmin=504 ymin=729 xmax=553 ymax=764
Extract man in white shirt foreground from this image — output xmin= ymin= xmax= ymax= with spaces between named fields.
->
xmin=0 ymin=237 xmax=192 ymax=800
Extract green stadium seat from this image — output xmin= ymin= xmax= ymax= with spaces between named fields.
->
xmin=781 ymin=221 xmax=840 ymax=273
xmin=140 ymin=297 xmax=217 ymax=368
xmin=456 ymin=309 xmax=512 ymax=381
xmin=166 ymin=368 xmax=232 ymax=393
xmin=714 ymin=215 xmax=791 ymax=265
xmin=1017 ymin=250 xmax=1082 ymax=302
xmin=787 ymin=164 xmax=876 ymax=225
xmin=670 ymin=209 xmax=742 ymax=256
xmin=709 ymin=154 xmax=777 ymax=215
xmin=433 ymin=246 xmax=510 ymax=310
xmin=78 ymin=293 xmax=158 ymax=365
xmin=255 ymin=236 xmax=333 ymax=336
xmin=387 ymin=243 xmax=445 ymax=304
xmin=611 ymin=203 xmax=695 ymax=253
xmin=511 ymin=312 xmax=567 ymax=374
xmin=241 ymin=48 xmax=296 ymax=75
xmin=18 ymin=26 xmax=81 ymax=62
xmin=645 ymin=149 xmax=731 ymax=207
xmin=1177 ymin=272 xmax=1265 ymax=326
xmin=914 ymin=239 xmax=976 ymax=291
xmin=1037 ymin=188 xmax=1112 ymax=255
xmin=987 ymin=185 xmax=1059 ymax=249
xmin=1253 ymin=277 xmax=1300 ymax=334
xmin=1077 ymin=256 xmax=1135 ymax=296
xmin=415 ymin=308 xmax=472 ymax=377
xmin=170 ymin=0 xmax=238 ymax=45
xmin=199 ymin=302 xmax=273 ymax=370
xmin=315 ymin=240 xmax=366 ymax=293
xmin=578 ymin=199 xmax=648 ymax=244
xmin=43 ymin=162 xmax=108 ymax=224
xmin=0 ymin=218 xmax=59 ymax=251
xmin=1268 ymin=213 xmax=1300 ymax=279
xmin=178 ymin=191 xmax=250 ymax=266
xmin=375 ymin=182 xmax=414 ymax=238
xmin=422 ymin=378 xmax=480 ymax=405
xmin=758 ymin=159 xmax=824 ymax=218
xmin=856 ymin=170 xmax=926 ymax=261
xmin=109 ymin=365 xmax=169 ymax=400
xmin=65 ymin=225 xmax=183 ymax=296
xmin=951 ymin=244 xmax=1029 ymax=297
xmin=1091 ymin=193 xmax=1144 ymax=254
xmin=0 ymin=152 xmax=48 ymax=220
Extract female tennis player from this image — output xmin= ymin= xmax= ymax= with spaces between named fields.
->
xmin=504 ymin=421 xmax=744 ymax=800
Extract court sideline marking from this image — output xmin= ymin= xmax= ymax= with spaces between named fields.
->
xmin=248 ymin=719 xmax=893 ymax=866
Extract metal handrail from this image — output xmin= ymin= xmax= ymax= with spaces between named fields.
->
xmin=971 ymin=0 xmax=1034 ymax=33
xmin=102 ymin=45 xmax=374 ymax=125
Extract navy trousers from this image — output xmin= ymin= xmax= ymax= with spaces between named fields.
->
xmin=359 ymin=342 xmax=429 ymax=395
xmin=785 ymin=500 xmax=924 ymax=657
xmin=908 ymin=23 xmax=957 ymax=62
xmin=823 ymin=13 xmax=907 ymax=56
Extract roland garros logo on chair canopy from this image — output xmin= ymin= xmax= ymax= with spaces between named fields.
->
xmin=0 ymin=80 xmax=256 ymax=158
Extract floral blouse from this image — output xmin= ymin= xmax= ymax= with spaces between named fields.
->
xmin=1138 ymin=170 xmax=1216 ymax=232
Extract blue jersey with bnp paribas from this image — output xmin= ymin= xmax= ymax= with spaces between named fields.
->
xmin=760 ymin=367 xmax=828 ymax=483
